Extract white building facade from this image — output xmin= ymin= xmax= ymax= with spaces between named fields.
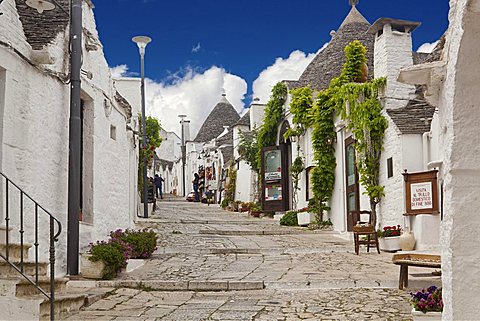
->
xmin=0 ymin=0 xmax=139 ymax=273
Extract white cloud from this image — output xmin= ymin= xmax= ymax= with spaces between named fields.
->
xmin=252 ymin=47 xmax=322 ymax=103
xmin=191 ymin=43 xmax=201 ymax=53
xmin=144 ymin=66 xmax=247 ymax=138
xmin=417 ymin=41 xmax=439 ymax=53
xmin=110 ymin=64 xmax=129 ymax=78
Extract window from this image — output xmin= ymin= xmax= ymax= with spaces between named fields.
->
xmin=387 ymin=157 xmax=393 ymax=178
xmin=110 ymin=125 xmax=117 ymax=140
xmin=392 ymin=25 xmax=406 ymax=33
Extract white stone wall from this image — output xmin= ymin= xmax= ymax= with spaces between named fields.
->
xmin=373 ymin=23 xmax=416 ymax=109
xmin=0 ymin=1 xmax=136 ymax=273
xmin=233 ymin=124 xmax=252 ymax=202
xmin=437 ymin=1 xmax=480 ymax=319
xmin=377 ymin=122 xmax=405 ymax=229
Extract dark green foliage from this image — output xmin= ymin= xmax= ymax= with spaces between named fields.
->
xmin=238 ymin=128 xmax=260 ymax=172
xmin=290 ymin=155 xmax=305 ymax=209
xmin=256 ymin=82 xmax=288 ymax=168
xmin=110 ymin=229 xmax=158 ymax=259
xmin=138 ymin=115 xmax=162 ymax=196
xmin=224 ymin=162 xmax=237 ymax=206
xmin=220 ymin=199 xmax=229 ymax=209
xmin=280 ymin=211 xmax=298 ymax=226
xmin=89 ymin=241 xmax=127 ymax=280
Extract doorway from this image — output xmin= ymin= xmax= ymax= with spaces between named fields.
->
xmin=345 ymin=136 xmax=360 ymax=231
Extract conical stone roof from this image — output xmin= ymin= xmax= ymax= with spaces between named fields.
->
xmin=194 ymin=94 xmax=240 ymax=142
xmin=285 ymin=6 xmax=374 ymax=91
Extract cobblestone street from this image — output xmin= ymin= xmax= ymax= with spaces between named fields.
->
xmin=65 ymin=198 xmax=441 ymax=320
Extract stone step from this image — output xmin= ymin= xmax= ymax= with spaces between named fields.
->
xmin=17 ymin=277 xmax=68 ymax=297
xmin=0 ymin=292 xmax=87 ymax=321
xmin=0 ymin=225 xmax=12 ymax=244
xmin=97 ymin=279 xmax=265 ymax=292
xmin=39 ymin=293 xmax=87 ymax=321
xmin=0 ymin=276 xmax=68 ymax=297
xmin=0 ymin=243 xmax=32 ymax=261
xmin=0 ymin=260 xmax=48 ymax=277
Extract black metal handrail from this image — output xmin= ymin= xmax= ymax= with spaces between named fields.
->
xmin=0 ymin=172 xmax=62 ymax=321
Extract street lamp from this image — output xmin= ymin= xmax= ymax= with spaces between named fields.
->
xmin=132 ymin=35 xmax=152 ymax=219
xmin=25 ymin=0 xmax=83 ymax=277
xmin=178 ymin=114 xmax=187 ymax=197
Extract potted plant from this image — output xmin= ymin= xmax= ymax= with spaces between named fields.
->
xmin=410 ymin=286 xmax=443 ymax=321
xmin=249 ymin=203 xmax=262 ymax=217
xmin=81 ymin=239 xmax=131 ymax=280
xmin=110 ymin=229 xmax=157 ymax=259
xmin=280 ymin=211 xmax=298 ymax=226
xmin=296 ymin=207 xmax=315 ymax=226
xmin=377 ymin=225 xmax=402 ymax=252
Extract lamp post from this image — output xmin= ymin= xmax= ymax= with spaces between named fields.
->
xmin=25 ymin=0 xmax=83 ymax=276
xmin=132 ymin=36 xmax=152 ymax=219
xmin=178 ymin=115 xmax=187 ymax=197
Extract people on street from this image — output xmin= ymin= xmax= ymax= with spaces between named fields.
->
xmin=154 ymin=174 xmax=164 ymax=199
xmin=193 ymin=173 xmax=200 ymax=202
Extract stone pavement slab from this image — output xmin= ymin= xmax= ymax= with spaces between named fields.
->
xmin=64 ymin=200 xmax=440 ymax=320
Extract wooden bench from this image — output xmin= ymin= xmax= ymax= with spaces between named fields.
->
xmin=392 ymin=253 xmax=441 ymax=290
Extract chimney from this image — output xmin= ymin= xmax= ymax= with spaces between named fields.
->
xmin=368 ymin=18 xmax=421 ymax=109
xmin=249 ymin=97 xmax=265 ymax=129
xmin=183 ymin=120 xmax=191 ymax=142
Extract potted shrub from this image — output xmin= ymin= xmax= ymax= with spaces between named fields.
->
xmin=280 ymin=211 xmax=298 ymax=226
xmin=110 ymin=229 xmax=157 ymax=259
xmin=410 ymin=286 xmax=443 ymax=321
xmin=296 ymin=207 xmax=315 ymax=226
xmin=249 ymin=203 xmax=262 ymax=217
xmin=377 ymin=225 xmax=402 ymax=252
xmin=82 ymin=239 xmax=131 ymax=280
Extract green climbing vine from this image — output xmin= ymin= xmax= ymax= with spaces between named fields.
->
xmin=283 ymin=87 xmax=313 ymax=141
xmin=238 ymin=128 xmax=259 ymax=172
xmin=286 ymin=40 xmax=387 ymax=226
xmin=290 ymin=155 xmax=305 ymax=209
xmin=256 ymin=82 xmax=288 ymax=167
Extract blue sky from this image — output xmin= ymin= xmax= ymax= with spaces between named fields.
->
xmin=94 ymin=0 xmax=449 ymax=134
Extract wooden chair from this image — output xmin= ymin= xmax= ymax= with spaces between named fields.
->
xmin=352 ymin=210 xmax=380 ymax=255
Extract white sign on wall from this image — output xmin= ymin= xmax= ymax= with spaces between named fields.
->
xmin=411 ymin=182 xmax=433 ymax=210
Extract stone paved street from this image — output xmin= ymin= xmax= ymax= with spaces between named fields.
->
xmin=65 ymin=198 xmax=441 ymax=320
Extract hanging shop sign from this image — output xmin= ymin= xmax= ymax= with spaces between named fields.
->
xmin=403 ymin=170 xmax=439 ymax=215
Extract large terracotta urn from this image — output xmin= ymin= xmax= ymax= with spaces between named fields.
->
xmin=400 ymin=231 xmax=416 ymax=251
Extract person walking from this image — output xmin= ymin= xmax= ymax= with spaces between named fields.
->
xmin=193 ymin=173 xmax=200 ymax=202
xmin=154 ymin=174 xmax=164 ymax=199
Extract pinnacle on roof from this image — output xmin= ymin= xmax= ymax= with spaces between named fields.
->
xmin=339 ymin=5 xmax=370 ymax=29
xmin=286 ymin=4 xmax=374 ymax=91
xmin=194 ymin=93 xmax=240 ymax=142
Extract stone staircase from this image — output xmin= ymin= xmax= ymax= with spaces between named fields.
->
xmin=0 ymin=227 xmax=86 ymax=320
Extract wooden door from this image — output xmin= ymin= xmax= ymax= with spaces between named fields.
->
xmin=262 ymin=145 xmax=288 ymax=212
xmin=345 ymin=137 xmax=360 ymax=231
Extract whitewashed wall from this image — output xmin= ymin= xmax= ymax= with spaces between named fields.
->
xmin=0 ymin=1 xmax=136 ymax=274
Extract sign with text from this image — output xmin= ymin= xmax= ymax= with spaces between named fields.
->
xmin=411 ymin=182 xmax=433 ymax=210
xmin=403 ymin=170 xmax=439 ymax=215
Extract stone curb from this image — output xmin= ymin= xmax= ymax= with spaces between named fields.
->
xmin=95 ymin=280 xmax=265 ymax=292
xmin=198 ymin=230 xmax=314 ymax=236
xmin=264 ymin=280 xmax=401 ymax=290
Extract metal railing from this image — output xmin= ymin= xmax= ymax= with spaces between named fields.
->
xmin=0 ymin=172 xmax=62 ymax=321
